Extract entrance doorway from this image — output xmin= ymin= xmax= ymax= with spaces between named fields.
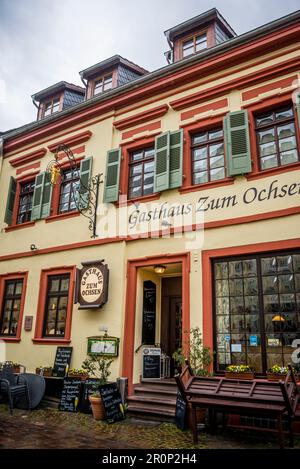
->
xmin=161 ymin=277 xmax=182 ymax=376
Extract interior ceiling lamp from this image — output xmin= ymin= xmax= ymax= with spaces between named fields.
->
xmin=272 ymin=314 xmax=285 ymax=322
xmin=154 ymin=265 xmax=166 ymax=274
xmin=46 ymin=144 xmax=103 ymax=238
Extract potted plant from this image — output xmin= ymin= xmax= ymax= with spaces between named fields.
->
xmin=36 ymin=366 xmax=53 ymax=377
xmin=173 ymin=327 xmax=213 ymax=425
xmin=225 ymin=365 xmax=254 ymax=380
xmin=68 ymin=368 xmax=89 ymax=381
xmin=267 ymin=365 xmax=298 ymax=381
xmin=12 ymin=362 xmax=21 ymax=373
xmin=82 ymin=354 xmax=113 ymax=421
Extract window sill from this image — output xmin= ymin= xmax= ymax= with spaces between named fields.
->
xmin=32 ymin=338 xmax=71 ymax=345
xmin=45 ymin=211 xmax=80 ymax=223
xmin=116 ymin=193 xmax=160 ymax=206
xmin=179 ymin=178 xmax=234 ymax=194
xmin=0 ymin=336 xmax=21 ymax=342
xmin=247 ymin=161 xmax=300 ymax=181
xmin=5 ymin=221 xmax=35 ymax=232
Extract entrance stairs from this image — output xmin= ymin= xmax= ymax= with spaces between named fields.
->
xmin=127 ymin=378 xmax=177 ymax=421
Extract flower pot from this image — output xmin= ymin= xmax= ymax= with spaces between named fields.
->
xmin=89 ymin=396 xmax=105 ymax=421
xmin=267 ymin=372 xmax=292 ymax=381
xmin=36 ymin=367 xmax=52 ymax=377
xmin=68 ymin=372 xmax=89 ymax=381
xmin=225 ymin=371 xmax=255 ymax=380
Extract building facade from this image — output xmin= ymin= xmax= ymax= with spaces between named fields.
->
xmin=1 ymin=9 xmax=300 ymax=393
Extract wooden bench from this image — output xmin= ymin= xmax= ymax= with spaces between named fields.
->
xmin=176 ymin=361 xmax=299 ymax=448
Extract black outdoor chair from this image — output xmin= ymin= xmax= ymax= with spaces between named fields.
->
xmin=0 ymin=364 xmax=31 ymax=414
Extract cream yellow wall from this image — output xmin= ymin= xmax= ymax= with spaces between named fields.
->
xmin=1 ymin=41 xmax=300 ymax=383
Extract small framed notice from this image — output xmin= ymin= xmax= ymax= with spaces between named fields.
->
xmin=231 ymin=343 xmax=242 ymax=353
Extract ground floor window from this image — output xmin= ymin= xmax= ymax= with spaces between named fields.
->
xmin=213 ymin=250 xmax=300 ymax=373
xmin=43 ymin=274 xmax=70 ymax=337
xmin=0 ymin=279 xmax=24 ymax=336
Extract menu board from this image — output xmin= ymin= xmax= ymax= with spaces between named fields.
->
xmin=142 ymin=348 xmax=161 ymax=379
xmin=59 ymin=378 xmax=82 ymax=412
xmin=81 ymin=378 xmax=101 ymax=414
xmin=52 ymin=346 xmax=73 ymax=377
xmin=175 ymin=390 xmax=188 ymax=430
xmin=99 ymin=383 xmax=125 ymax=423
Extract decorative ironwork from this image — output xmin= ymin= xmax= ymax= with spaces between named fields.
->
xmin=46 ymin=144 xmax=102 ymax=238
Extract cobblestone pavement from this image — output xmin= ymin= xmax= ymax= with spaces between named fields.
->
xmin=0 ymin=405 xmax=299 ymax=449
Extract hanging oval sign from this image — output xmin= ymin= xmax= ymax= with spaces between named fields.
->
xmin=76 ymin=260 xmax=109 ymax=309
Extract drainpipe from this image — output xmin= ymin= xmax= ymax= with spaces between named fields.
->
xmin=165 ymin=31 xmax=174 ymax=64
xmin=32 ymin=98 xmax=40 ymax=120
xmin=80 ymin=75 xmax=88 ymax=99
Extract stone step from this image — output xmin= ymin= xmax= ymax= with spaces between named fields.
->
xmin=128 ymin=395 xmax=176 ymax=407
xmin=134 ymin=385 xmax=177 ymax=396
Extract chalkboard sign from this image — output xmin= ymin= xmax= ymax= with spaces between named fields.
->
xmin=142 ymin=281 xmax=156 ymax=345
xmin=59 ymin=378 xmax=82 ymax=412
xmin=80 ymin=378 xmax=101 ymax=414
xmin=142 ymin=347 xmax=161 ymax=379
xmin=99 ymin=383 xmax=125 ymax=423
xmin=175 ymin=390 xmax=188 ymax=430
xmin=52 ymin=346 xmax=73 ymax=377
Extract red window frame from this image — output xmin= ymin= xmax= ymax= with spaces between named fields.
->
xmin=38 ymin=94 xmax=63 ymax=120
xmin=180 ymin=115 xmax=234 ymax=194
xmin=0 ymin=272 xmax=28 ymax=342
xmin=33 ymin=266 xmax=76 ymax=344
xmin=128 ymin=146 xmax=155 ymax=199
xmin=246 ymin=94 xmax=300 ymax=181
xmin=119 ymin=136 xmax=160 ymax=205
xmin=5 ymin=173 xmax=37 ymax=232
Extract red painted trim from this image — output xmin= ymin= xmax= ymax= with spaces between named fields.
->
xmin=45 ymin=211 xmax=80 ymax=223
xmin=202 ymin=238 xmax=300 ymax=355
xmin=5 ymin=221 xmax=35 ymax=232
xmin=114 ymin=104 xmax=169 ymax=130
xmin=9 ymin=174 xmax=37 ymax=227
xmin=181 ymin=98 xmax=228 ymax=121
xmin=246 ymin=93 xmax=300 ymax=178
xmin=4 ymin=24 xmax=299 ymax=154
xmin=33 ymin=266 xmax=76 ymax=342
xmin=121 ymin=121 xmax=161 ymax=140
xmin=32 ymin=338 xmax=71 ymax=345
xmin=119 ymin=135 xmax=158 ymax=202
xmin=16 ymin=162 xmax=40 ymax=176
xmin=0 ymin=271 xmax=28 ymax=342
xmin=16 ymin=170 xmax=40 ymax=182
xmin=170 ymin=56 xmax=300 ymax=111
xmin=47 ymin=130 xmax=92 ymax=152
xmin=179 ymin=178 xmax=234 ymax=194
xmin=49 ymin=158 xmax=83 ymax=216
xmin=116 ymin=193 xmax=160 ymax=207
xmin=242 ymin=75 xmax=297 ymax=101
xmin=9 ymin=148 xmax=47 ymax=168
xmin=122 ymin=252 xmax=190 ymax=394
xmin=1 ymin=206 xmax=300 ymax=262
xmin=181 ymin=115 xmax=229 ymax=189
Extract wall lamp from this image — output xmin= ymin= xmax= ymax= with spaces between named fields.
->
xmin=30 ymin=244 xmax=38 ymax=251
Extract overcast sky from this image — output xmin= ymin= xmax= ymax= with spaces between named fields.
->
xmin=0 ymin=0 xmax=299 ymax=132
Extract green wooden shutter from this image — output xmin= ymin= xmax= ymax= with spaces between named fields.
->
xmin=78 ymin=157 xmax=93 ymax=209
xmin=31 ymin=173 xmax=45 ymax=220
xmin=154 ymin=131 xmax=170 ymax=192
xmin=169 ymin=129 xmax=183 ymax=189
xmin=4 ymin=176 xmax=17 ymax=225
xmin=103 ymin=149 xmax=121 ymax=203
xmin=224 ymin=110 xmax=251 ymax=176
xmin=41 ymin=174 xmax=53 ymax=219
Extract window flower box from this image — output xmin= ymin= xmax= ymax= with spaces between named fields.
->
xmin=36 ymin=367 xmax=53 ymax=377
xmin=225 ymin=365 xmax=254 ymax=380
xmin=68 ymin=369 xmax=89 ymax=381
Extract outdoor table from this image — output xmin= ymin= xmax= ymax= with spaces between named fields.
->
xmin=15 ymin=373 xmax=45 ymax=409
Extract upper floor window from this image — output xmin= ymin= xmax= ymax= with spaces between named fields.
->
xmin=44 ymin=97 xmax=60 ymax=117
xmin=182 ymin=33 xmax=207 ymax=58
xmin=191 ymin=128 xmax=225 ymax=185
xmin=0 ymin=279 xmax=24 ymax=336
xmin=255 ymin=105 xmax=299 ymax=170
xmin=17 ymin=181 xmax=35 ymax=225
xmin=43 ymin=274 xmax=70 ymax=337
xmin=128 ymin=147 xmax=155 ymax=199
xmin=93 ymin=75 xmax=113 ymax=96
xmin=59 ymin=168 xmax=80 ymax=213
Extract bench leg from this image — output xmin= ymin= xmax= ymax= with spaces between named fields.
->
xmin=277 ymin=415 xmax=284 ymax=449
xmin=288 ymin=417 xmax=294 ymax=448
xmin=191 ymin=404 xmax=198 ymax=445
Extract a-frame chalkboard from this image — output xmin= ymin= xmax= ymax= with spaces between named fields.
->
xmin=52 ymin=346 xmax=73 ymax=377
xmin=59 ymin=378 xmax=82 ymax=412
xmin=99 ymin=383 xmax=125 ymax=423
xmin=175 ymin=390 xmax=188 ymax=430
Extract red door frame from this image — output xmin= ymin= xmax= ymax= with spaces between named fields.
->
xmin=202 ymin=237 xmax=300 ymax=367
xmin=122 ymin=252 xmax=190 ymax=394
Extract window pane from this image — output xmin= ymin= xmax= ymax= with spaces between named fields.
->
xmin=244 ymin=296 xmax=259 ymax=314
xmin=131 ymin=164 xmax=142 ymax=176
xmin=130 ymin=175 xmax=142 ymax=187
xmin=229 ymin=261 xmax=243 ymax=277
xmin=243 ymin=277 xmax=258 ymax=295
xmin=192 ymin=133 xmax=207 ymax=144
xmin=256 ymin=112 xmax=274 ymax=126
xmin=259 ymin=141 xmax=276 ymax=157
xmin=280 ymin=149 xmax=298 ymax=166
xmin=50 ymin=279 xmax=60 ymax=292
xmin=279 ymin=274 xmax=294 ymax=293
xmin=215 ymin=262 xmax=228 ymax=279
xmin=230 ymin=297 xmax=244 ymax=314
xmin=261 ymin=257 xmax=277 ymax=274
xmin=277 ymin=255 xmax=293 ymax=273
xmin=275 ymin=107 xmax=293 ymax=120
xmin=210 ymin=155 xmax=224 ymax=169
xmin=193 ymin=147 xmax=207 ymax=160
xmin=216 ymin=297 xmax=229 ymax=315
xmin=129 ymin=186 xmax=142 ymax=198
xmin=262 ymin=276 xmax=278 ymax=294
xmin=60 ymin=278 xmax=69 ymax=291
xmin=144 ymin=161 xmax=154 ymax=173
xmin=217 ymin=315 xmax=230 ymax=333
xmin=209 ymin=143 xmax=224 ymax=157
xmin=229 ymin=279 xmax=243 ymax=296
xmin=210 ymin=167 xmax=225 ymax=181
xmin=208 ymin=129 xmax=223 ymax=140
xmin=258 ymin=128 xmax=275 ymax=144
xmin=278 ymin=136 xmax=297 ymax=153
xmin=260 ymin=154 xmax=278 ymax=170
xmin=193 ymin=171 xmax=208 ymax=184
xmin=216 ymin=280 xmax=229 ymax=297
xmin=277 ymin=123 xmax=295 ymax=139
xmin=193 ymin=159 xmax=207 ymax=171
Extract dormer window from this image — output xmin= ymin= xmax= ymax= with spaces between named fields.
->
xmin=182 ymin=33 xmax=207 ymax=58
xmin=93 ymin=74 xmax=113 ymax=96
xmin=44 ymin=97 xmax=61 ymax=117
